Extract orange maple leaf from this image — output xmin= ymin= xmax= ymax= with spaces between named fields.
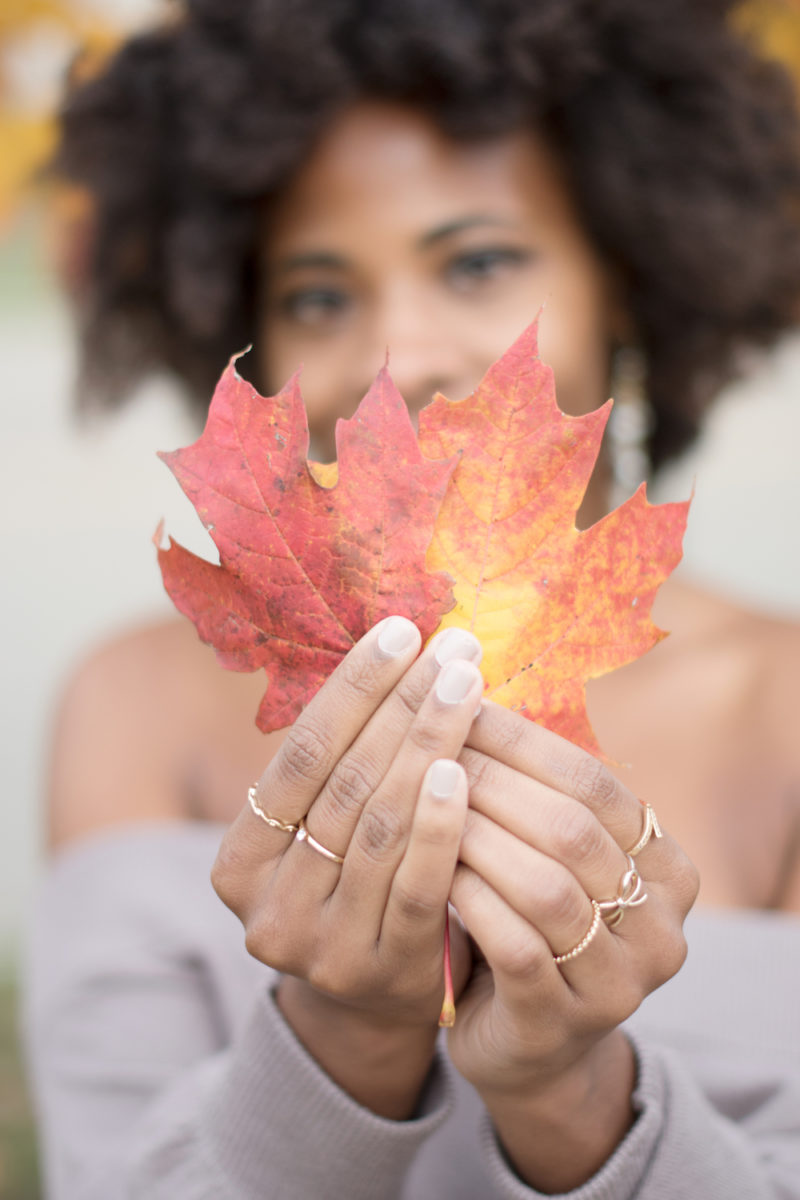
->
xmin=157 ymin=355 xmax=457 ymax=731
xmin=420 ymin=321 xmax=689 ymax=756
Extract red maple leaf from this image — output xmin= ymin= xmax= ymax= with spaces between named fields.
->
xmin=158 ymin=322 xmax=689 ymax=754
xmin=157 ymin=354 xmax=457 ymax=731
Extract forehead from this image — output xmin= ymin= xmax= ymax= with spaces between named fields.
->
xmin=264 ymin=101 xmax=582 ymax=251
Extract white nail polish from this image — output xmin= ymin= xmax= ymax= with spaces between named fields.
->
xmin=376 ymin=616 xmax=417 ymax=658
xmin=433 ymin=627 xmax=482 ymax=667
xmin=430 ymin=759 xmax=460 ymax=799
xmin=435 ymin=659 xmax=480 ymax=704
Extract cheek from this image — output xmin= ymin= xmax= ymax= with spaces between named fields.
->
xmin=444 ymin=254 xmax=613 ymax=418
xmin=260 ymin=319 xmax=305 ymax=394
xmin=535 ymin=266 xmax=612 ymax=417
xmin=261 ymin=325 xmax=366 ymax=458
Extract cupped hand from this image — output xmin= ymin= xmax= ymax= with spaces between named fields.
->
xmin=212 ymin=616 xmax=485 ymax=1035
xmin=448 ymin=701 xmax=700 ymax=1100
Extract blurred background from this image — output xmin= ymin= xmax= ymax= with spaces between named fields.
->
xmin=2 ymin=1 xmax=800 ymax=1196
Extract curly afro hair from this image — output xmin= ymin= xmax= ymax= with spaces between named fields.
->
xmin=55 ymin=0 xmax=800 ymax=470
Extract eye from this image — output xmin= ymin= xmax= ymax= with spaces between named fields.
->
xmin=446 ymin=247 xmax=534 ymax=292
xmin=277 ymin=286 xmax=351 ymax=326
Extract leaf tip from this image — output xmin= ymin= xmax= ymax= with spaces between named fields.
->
xmin=229 ymin=344 xmax=254 ymax=381
xmin=152 ymin=519 xmax=169 ymax=551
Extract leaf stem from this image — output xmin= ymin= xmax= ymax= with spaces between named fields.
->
xmin=438 ymin=914 xmax=456 ymax=1028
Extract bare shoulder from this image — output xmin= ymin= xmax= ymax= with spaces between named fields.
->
xmin=717 ymin=599 xmax=800 ymax=910
xmin=594 ymin=578 xmax=800 ymax=908
xmin=655 ymin=578 xmax=800 ymax=764
xmin=48 ymin=619 xmax=226 ymax=851
xmin=699 ymin=586 xmax=799 ymax=743
xmin=737 ymin=599 xmax=800 ymax=765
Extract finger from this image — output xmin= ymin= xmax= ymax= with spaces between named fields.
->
xmin=298 ymin=626 xmax=482 ymax=862
xmin=450 ymin=863 xmax=568 ymax=997
xmin=452 ymin=859 xmax=689 ymax=1057
xmin=456 ymin=808 xmax=687 ymax=1002
xmin=239 ymin=615 xmax=422 ymax=862
xmin=331 ymin=658 xmax=484 ymax=929
xmin=381 ymin=759 xmax=468 ymax=955
xmin=466 ymin=702 xmax=652 ymax=856
xmin=460 ymin=749 xmax=629 ymax=902
xmin=458 ymin=810 xmax=620 ymax=962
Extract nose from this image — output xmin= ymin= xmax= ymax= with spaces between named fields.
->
xmin=361 ymin=287 xmax=473 ymax=415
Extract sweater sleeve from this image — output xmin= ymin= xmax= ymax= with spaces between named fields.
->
xmin=22 ymin=823 xmax=451 ymax=1200
xmin=477 ymin=1028 xmax=800 ymax=1200
xmin=23 ymin=825 xmax=800 ymax=1200
xmin=474 ymin=904 xmax=800 ymax=1200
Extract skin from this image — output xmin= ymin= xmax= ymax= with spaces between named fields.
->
xmin=47 ymin=102 xmax=800 ymax=1192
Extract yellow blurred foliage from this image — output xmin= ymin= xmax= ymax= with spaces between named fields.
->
xmin=735 ymin=0 xmax=800 ymax=79
xmin=0 ymin=0 xmax=119 ymax=227
xmin=0 ymin=0 xmax=90 ymax=40
xmin=0 ymin=113 xmax=56 ymax=214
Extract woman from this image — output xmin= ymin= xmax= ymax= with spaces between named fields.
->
xmin=25 ymin=1 xmax=800 ymax=1196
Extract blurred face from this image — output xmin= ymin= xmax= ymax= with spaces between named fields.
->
xmin=259 ymin=102 xmax=620 ymax=476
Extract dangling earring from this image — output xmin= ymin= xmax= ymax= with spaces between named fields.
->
xmin=607 ymin=346 xmax=653 ymax=508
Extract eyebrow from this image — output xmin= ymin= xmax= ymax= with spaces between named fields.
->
xmin=271 ymin=251 xmax=350 ymax=275
xmin=418 ymin=214 xmax=517 ymax=248
xmin=270 ymin=215 xmax=518 ymax=276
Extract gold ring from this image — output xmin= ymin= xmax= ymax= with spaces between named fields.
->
xmin=295 ymin=817 xmax=345 ymax=865
xmin=553 ymin=900 xmax=602 ymax=965
xmin=626 ymin=801 xmax=663 ymax=857
xmin=247 ymin=785 xmax=299 ymax=834
xmin=597 ymin=854 xmax=648 ymax=929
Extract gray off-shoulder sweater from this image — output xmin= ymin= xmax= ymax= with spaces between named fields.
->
xmin=21 ymin=821 xmax=800 ymax=1199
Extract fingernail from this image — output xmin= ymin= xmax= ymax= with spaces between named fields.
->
xmin=435 ymin=659 xmax=482 ymax=705
xmin=433 ymin=627 xmax=482 ymax=667
xmin=430 ymin=759 xmax=461 ymax=799
xmin=376 ymin=616 xmax=418 ymax=658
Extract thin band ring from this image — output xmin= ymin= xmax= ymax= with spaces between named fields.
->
xmin=553 ymin=900 xmax=603 ymax=965
xmin=247 ymin=785 xmax=299 ymax=834
xmin=295 ymin=817 xmax=345 ymax=865
xmin=626 ymin=801 xmax=663 ymax=857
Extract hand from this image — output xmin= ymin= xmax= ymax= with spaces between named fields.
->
xmin=446 ymin=702 xmax=699 ymax=1187
xmin=211 ymin=616 xmax=484 ymax=1115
